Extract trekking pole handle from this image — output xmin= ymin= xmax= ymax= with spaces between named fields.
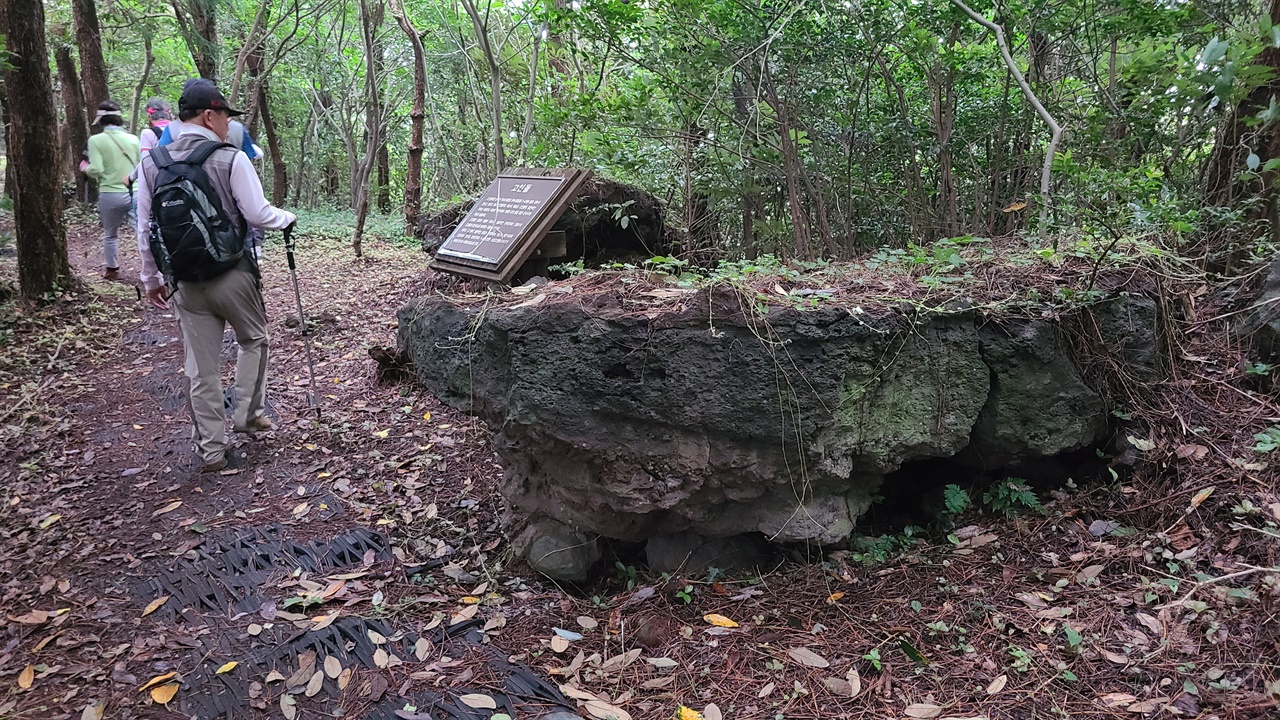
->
xmin=284 ymin=222 xmax=297 ymax=270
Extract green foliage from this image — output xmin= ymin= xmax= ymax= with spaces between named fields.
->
xmin=983 ymin=478 xmax=1044 ymax=517
xmin=943 ymin=484 xmax=971 ymax=515
xmin=1252 ymin=426 xmax=1280 ymax=454
xmin=851 ymin=527 xmax=922 ymax=565
xmin=862 ymin=648 xmax=882 ymax=671
xmin=64 ymin=0 xmax=1280 ymax=262
xmin=1063 ymin=625 xmax=1083 ymax=655
xmin=614 ymin=561 xmax=637 ymax=590
xmin=675 ymin=584 xmax=694 ymax=604
xmin=1244 ymin=361 xmax=1273 ymax=377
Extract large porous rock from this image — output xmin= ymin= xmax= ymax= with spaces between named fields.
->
xmin=968 ymin=319 xmax=1108 ymax=467
xmin=511 ymin=518 xmax=600 ymax=584
xmin=1241 ymin=258 xmax=1280 ymax=368
xmin=415 ymin=176 xmax=671 ymax=261
xmin=398 ymin=288 xmax=1155 ymax=579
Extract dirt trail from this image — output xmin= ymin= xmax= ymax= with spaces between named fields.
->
xmin=1 ymin=223 xmax=565 ymax=719
xmin=2 ymin=220 xmax=1279 ymax=720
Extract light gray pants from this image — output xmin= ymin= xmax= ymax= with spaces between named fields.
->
xmin=98 ymin=191 xmax=133 ymax=268
xmin=174 ymin=263 xmax=270 ymax=464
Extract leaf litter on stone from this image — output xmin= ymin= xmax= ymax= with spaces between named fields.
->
xmin=138 ymin=671 xmax=177 ymax=692
xmin=324 ymin=656 xmax=342 ymax=678
xmin=846 ymin=667 xmax=862 ymax=696
xmin=459 ymin=693 xmax=497 ymax=709
xmin=150 ymin=682 xmax=180 ymax=705
xmin=305 ymin=669 xmax=324 ymax=697
xmin=787 ymin=647 xmax=830 ymax=668
xmin=903 ymin=703 xmax=943 ymax=719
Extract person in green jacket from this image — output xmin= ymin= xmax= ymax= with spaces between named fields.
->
xmin=79 ymin=101 xmax=140 ymax=280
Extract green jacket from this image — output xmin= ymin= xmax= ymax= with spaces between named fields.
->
xmin=86 ymin=127 xmax=140 ymax=193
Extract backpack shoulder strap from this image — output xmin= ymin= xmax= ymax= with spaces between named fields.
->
xmin=183 ymin=140 xmax=236 ymax=167
xmin=150 ymin=146 xmax=174 ymax=171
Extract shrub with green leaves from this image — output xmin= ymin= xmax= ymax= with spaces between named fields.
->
xmin=983 ymin=478 xmax=1044 ymax=517
xmin=943 ymin=484 xmax=971 ymax=515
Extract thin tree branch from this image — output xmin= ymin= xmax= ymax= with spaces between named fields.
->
xmin=950 ymin=0 xmax=1064 ymax=240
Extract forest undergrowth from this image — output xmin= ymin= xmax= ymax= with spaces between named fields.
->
xmin=0 ymin=213 xmax=1278 ymax=719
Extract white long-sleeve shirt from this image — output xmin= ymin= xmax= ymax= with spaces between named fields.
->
xmin=136 ymin=124 xmax=295 ymax=291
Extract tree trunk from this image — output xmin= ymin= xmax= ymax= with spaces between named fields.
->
xmin=1204 ymin=0 xmax=1280 ymax=208
xmin=352 ymin=0 xmax=385 ymax=258
xmin=0 ymin=82 xmax=11 ymax=198
xmin=763 ymin=73 xmax=812 ymax=259
xmin=930 ymin=25 xmax=960 ymax=238
xmin=682 ymin=124 xmax=718 ymax=258
xmin=389 ymin=0 xmax=425 ymax=233
xmin=377 ymin=142 xmax=390 ymax=213
xmin=55 ymin=46 xmax=91 ymax=203
xmin=72 ymin=0 xmax=109 ymax=121
xmin=373 ymin=3 xmax=391 ymax=215
xmin=256 ymin=81 xmax=288 ymax=205
xmin=293 ymin=109 xmax=315 ymax=206
xmin=172 ymin=0 xmax=219 ymax=80
xmin=326 ymin=159 xmax=340 ymax=203
xmin=130 ymin=35 xmax=155 ymax=132
xmin=951 ymin=0 xmax=1063 ymax=239
xmin=3 ymin=0 xmax=71 ymax=299
xmin=1202 ymin=0 xmax=1280 ymax=268
xmin=521 ymin=21 xmax=545 ymax=163
xmin=461 ymin=0 xmax=505 ymax=173
xmin=229 ymin=0 xmax=269 ymax=107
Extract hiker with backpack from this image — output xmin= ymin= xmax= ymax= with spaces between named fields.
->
xmin=156 ymin=82 xmax=269 ymax=258
xmin=79 ymin=101 xmax=140 ymax=281
xmin=134 ymin=81 xmax=297 ymax=473
xmin=138 ymin=98 xmax=173 ymax=154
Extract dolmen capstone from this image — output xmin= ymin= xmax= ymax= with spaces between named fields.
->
xmin=398 ymin=282 xmax=1160 ymax=582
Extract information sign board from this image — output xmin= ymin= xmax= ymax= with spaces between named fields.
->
xmin=430 ymin=168 xmax=591 ymax=282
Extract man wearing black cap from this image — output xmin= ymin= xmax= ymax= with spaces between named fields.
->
xmin=134 ymin=81 xmax=297 ymax=473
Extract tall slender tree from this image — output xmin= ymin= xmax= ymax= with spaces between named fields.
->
xmin=351 ymin=0 xmax=385 ymax=257
xmin=2 ymin=0 xmax=72 ymax=299
xmin=173 ymin=0 xmax=219 ymax=79
xmin=71 ymin=0 xmax=109 ymax=120
xmin=55 ymin=45 xmax=91 ymax=203
xmin=389 ymin=0 xmax=425 ymax=233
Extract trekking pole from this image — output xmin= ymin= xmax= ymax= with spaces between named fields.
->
xmin=283 ymin=223 xmax=321 ymax=418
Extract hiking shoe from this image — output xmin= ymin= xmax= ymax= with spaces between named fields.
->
xmin=200 ymin=451 xmax=246 ymax=473
xmin=234 ymin=416 xmax=275 ymax=434
xmin=103 ymin=267 xmax=121 ymax=281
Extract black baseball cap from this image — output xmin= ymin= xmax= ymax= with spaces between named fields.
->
xmin=178 ymin=79 xmax=243 ymax=117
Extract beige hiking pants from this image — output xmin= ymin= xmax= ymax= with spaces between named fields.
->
xmin=174 ymin=262 xmax=269 ymax=464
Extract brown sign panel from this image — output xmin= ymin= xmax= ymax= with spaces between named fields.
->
xmin=431 ymin=168 xmax=592 ymax=283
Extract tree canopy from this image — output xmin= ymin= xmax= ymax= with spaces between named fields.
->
xmin=24 ymin=0 xmax=1280 ymax=266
